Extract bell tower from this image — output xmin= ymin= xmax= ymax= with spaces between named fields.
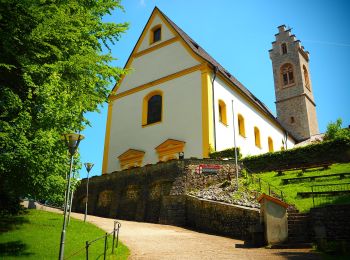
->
xmin=269 ymin=25 xmax=319 ymax=141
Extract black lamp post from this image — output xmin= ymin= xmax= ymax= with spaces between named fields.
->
xmin=83 ymin=162 xmax=94 ymax=222
xmin=59 ymin=133 xmax=84 ymax=260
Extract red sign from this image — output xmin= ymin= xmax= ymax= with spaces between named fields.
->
xmin=195 ymin=164 xmax=221 ymax=174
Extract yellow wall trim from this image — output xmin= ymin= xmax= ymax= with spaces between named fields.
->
xmin=118 ymin=149 xmax=145 ymax=170
xmin=134 ymin=37 xmax=179 ymax=58
xmin=102 ymin=103 xmax=114 ymax=174
xmin=201 ymin=65 xmax=214 ymax=158
xmin=110 ymin=63 xmax=205 ymax=101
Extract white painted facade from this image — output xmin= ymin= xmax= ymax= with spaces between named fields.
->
xmin=103 ymin=8 xmax=296 ymax=174
xmin=213 ymin=76 xmax=294 ymax=157
xmin=118 ymin=41 xmax=199 ymax=94
xmin=107 ymin=70 xmax=203 ymax=172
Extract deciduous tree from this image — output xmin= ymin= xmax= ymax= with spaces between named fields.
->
xmin=0 ymin=0 xmax=128 ymax=211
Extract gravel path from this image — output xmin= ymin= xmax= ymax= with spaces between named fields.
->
xmin=31 ymin=202 xmax=321 ymax=260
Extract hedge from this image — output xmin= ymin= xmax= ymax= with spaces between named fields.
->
xmin=209 ymin=147 xmax=242 ymax=160
xmin=240 ymin=137 xmax=350 ymax=173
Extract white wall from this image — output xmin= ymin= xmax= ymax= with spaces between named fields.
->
xmin=213 ymin=76 xmax=294 ymax=157
xmin=117 ymin=41 xmax=199 ymax=94
xmin=107 ymin=71 xmax=203 ymax=172
xmin=138 ymin=15 xmax=174 ymax=52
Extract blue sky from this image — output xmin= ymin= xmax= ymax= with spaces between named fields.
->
xmin=79 ymin=0 xmax=350 ymax=178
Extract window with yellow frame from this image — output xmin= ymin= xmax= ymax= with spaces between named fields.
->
xmin=268 ymin=137 xmax=274 ymax=152
xmin=150 ymin=25 xmax=162 ymax=44
xmin=254 ymin=127 xmax=261 ymax=148
xmin=238 ymin=114 xmax=246 ymax=137
xmin=218 ymin=100 xmax=227 ymax=125
xmin=142 ymin=90 xmax=163 ymax=127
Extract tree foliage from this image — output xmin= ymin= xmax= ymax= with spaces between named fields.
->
xmin=324 ymin=118 xmax=350 ymax=141
xmin=0 ymin=0 xmax=128 ymax=211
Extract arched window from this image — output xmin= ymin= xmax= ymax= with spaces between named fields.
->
xmin=150 ymin=25 xmax=162 ymax=44
xmin=142 ymin=90 xmax=163 ymax=126
xmin=238 ymin=114 xmax=245 ymax=137
xmin=280 ymin=63 xmax=294 ymax=86
xmin=268 ymin=137 xmax=274 ymax=152
xmin=281 ymin=43 xmax=287 ymax=54
xmin=254 ymin=127 xmax=261 ymax=148
xmin=218 ymin=100 xmax=227 ymax=125
xmin=303 ymin=65 xmax=310 ymax=90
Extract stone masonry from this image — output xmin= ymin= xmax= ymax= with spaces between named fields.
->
xmin=269 ymin=25 xmax=319 ymax=141
xmin=72 ymin=159 xmax=260 ymax=239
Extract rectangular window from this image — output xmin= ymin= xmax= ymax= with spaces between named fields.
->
xmin=153 ymin=28 xmax=161 ymax=43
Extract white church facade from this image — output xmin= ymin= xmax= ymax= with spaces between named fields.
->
xmin=102 ymin=8 xmax=318 ymax=173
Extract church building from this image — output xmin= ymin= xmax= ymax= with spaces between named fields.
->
xmin=102 ymin=7 xmax=318 ymax=173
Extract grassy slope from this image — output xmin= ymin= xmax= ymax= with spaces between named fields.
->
xmin=251 ymin=163 xmax=350 ymax=212
xmin=0 ymin=209 xmax=129 ymax=259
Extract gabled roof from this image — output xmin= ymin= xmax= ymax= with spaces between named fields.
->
xmin=112 ymin=7 xmax=295 ymax=141
xmin=156 ymin=8 xmax=295 ymax=140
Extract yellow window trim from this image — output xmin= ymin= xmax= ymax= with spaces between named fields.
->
xmin=254 ymin=126 xmax=261 ymax=148
xmin=109 ymin=63 xmax=205 ymax=101
xmin=155 ymin=139 xmax=185 ymax=162
xmin=268 ymin=137 xmax=274 ymax=152
xmin=102 ymin=103 xmax=113 ymax=174
xmin=237 ymin=113 xmax=246 ymax=137
xmin=218 ymin=99 xmax=227 ymax=125
xmin=142 ymin=90 xmax=163 ymax=127
xmin=149 ymin=24 xmax=162 ymax=45
xmin=118 ymin=149 xmax=145 ymax=170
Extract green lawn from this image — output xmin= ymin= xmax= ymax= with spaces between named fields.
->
xmin=0 ymin=209 xmax=129 ymax=259
xmin=248 ymin=163 xmax=350 ymax=212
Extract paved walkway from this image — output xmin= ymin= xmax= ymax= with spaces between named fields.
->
xmin=33 ymin=203 xmax=321 ymax=260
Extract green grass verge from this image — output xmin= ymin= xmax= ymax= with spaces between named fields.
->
xmin=0 ymin=209 xmax=129 ymax=259
xmin=247 ymin=163 xmax=350 ymax=212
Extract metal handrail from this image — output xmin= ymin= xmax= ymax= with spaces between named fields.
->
xmin=65 ymin=220 xmax=122 ymax=260
xmin=243 ymin=165 xmax=286 ymax=201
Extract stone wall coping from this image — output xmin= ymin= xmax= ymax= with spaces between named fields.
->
xmin=186 ymin=195 xmax=260 ymax=212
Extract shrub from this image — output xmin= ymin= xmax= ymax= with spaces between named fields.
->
xmin=209 ymin=147 xmax=242 ymax=160
xmin=324 ymin=118 xmax=350 ymax=140
xmin=241 ymin=137 xmax=350 ymax=173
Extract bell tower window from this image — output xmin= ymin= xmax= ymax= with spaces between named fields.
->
xmin=281 ymin=43 xmax=287 ymax=54
xmin=303 ymin=65 xmax=310 ymax=90
xmin=281 ymin=63 xmax=295 ymax=86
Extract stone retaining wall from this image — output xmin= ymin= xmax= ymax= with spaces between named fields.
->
xmin=186 ymin=195 xmax=259 ymax=239
xmin=310 ymin=204 xmax=350 ymax=242
xmin=72 ymin=159 xmax=259 ymax=238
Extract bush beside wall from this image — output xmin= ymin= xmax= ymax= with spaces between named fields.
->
xmin=241 ymin=137 xmax=350 ymax=173
xmin=210 ymin=147 xmax=242 ymax=160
